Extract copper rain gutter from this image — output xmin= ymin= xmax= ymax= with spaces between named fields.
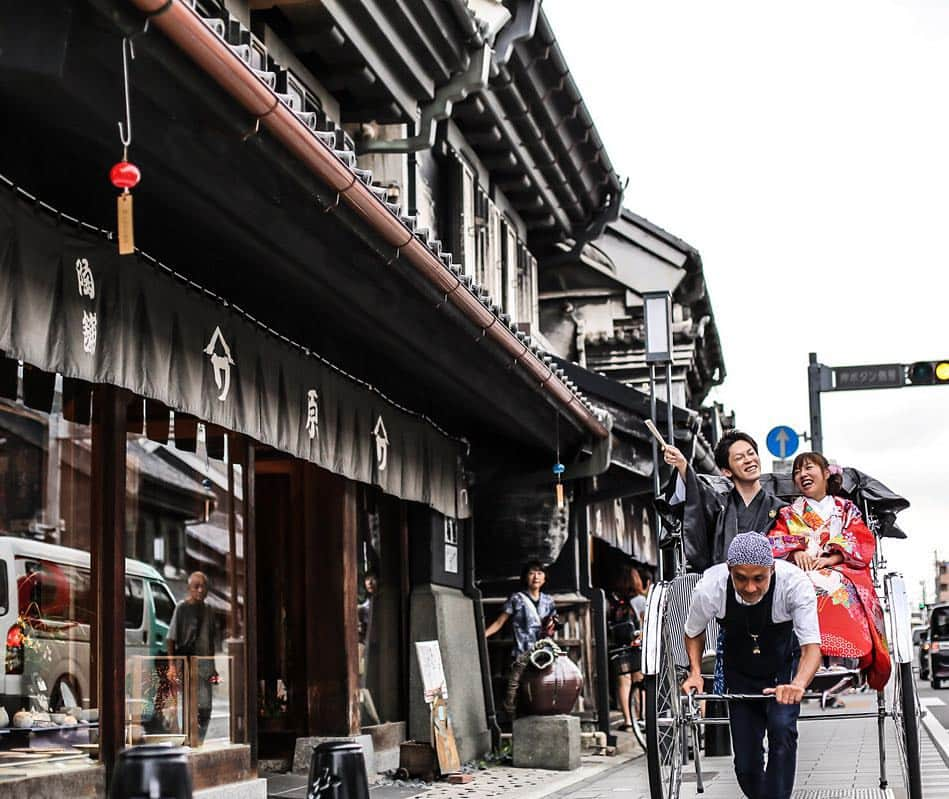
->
xmin=126 ymin=0 xmax=608 ymax=439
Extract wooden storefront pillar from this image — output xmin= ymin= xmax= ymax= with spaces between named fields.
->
xmin=240 ymin=439 xmax=259 ymax=763
xmin=303 ymin=466 xmax=360 ymax=735
xmin=90 ymin=384 xmax=129 ymax=787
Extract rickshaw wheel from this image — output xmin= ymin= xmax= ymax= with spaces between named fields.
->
xmin=627 ymin=679 xmax=647 ymax=750
xmin=893 ymin=659 xmax=922 ymax=799
xmin=645 ymin=625 xmax=682 ymax=799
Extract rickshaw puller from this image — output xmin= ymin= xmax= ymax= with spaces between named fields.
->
xmin=681 ymin=532 xmax=822 ymax=799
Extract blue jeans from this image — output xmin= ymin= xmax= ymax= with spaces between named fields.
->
xmin=725 ymin=661 xmax=800 ymax=799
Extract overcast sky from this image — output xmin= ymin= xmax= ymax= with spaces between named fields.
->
xmin=545 ymin=0 xmax=949 ymax=603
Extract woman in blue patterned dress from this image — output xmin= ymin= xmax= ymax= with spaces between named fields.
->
xmin=485 ymin=560 xmax=557 ymax=655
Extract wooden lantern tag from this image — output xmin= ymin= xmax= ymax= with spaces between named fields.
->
xmin=117 ymin=191 xmax=134 ymax=255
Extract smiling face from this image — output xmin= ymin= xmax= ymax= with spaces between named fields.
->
xmin=729 ymin=564 xmax=773 ymax=605
xmin=525 ymin=567 xmax=546 ymax=592
xmin=722 ymin=440 xmax=761 ymax=485
xmin=793 ymin=457 xmax=829 ymax=500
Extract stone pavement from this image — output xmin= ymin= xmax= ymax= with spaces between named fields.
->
xmin=265 ymin=751 xmax=645 ymax=799
xmin=268 ymin=688 xmax=949 ymax=799
xmin=543 ymin=690 xmax=949 ymax=799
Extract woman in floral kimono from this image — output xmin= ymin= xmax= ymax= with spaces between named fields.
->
xmin=768 ymin=452 xmax=891 ymax=691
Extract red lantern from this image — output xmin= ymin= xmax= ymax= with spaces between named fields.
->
xmin=110 ymin=160 xmax=141 ymax=190
xmin=110 ymin=160 xmax=139 ymax=254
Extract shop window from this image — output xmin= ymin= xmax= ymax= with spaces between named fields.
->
xmin=124 ymin=404 xmax=246 ymax=750
xmin=0 ymin=387 xmax=95 ymax=757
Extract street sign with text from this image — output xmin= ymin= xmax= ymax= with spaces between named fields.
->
xmin=833 ymin=363 xmax=904 ymax=391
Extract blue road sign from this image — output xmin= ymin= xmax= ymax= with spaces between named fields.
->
xmin=766 ymin=426 xmax=800 ymax=459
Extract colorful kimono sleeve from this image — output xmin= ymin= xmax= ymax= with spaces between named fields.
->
xmin=767 ymin=508 xmax=809 ymax=559
xmin=822 ymin=499 xmax=875 ymax=569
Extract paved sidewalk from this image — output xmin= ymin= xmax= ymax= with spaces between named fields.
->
xmin=266 ymin=751 xmax=644 ymax=799
xmin=545 ymin=690 xmax=948 ymax=799
xmin=269 ymin=688 xmax=949 ymax=799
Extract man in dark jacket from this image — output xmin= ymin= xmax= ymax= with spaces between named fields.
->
xmin=167 ymin=571 xmax=217 ymax=741
xmin=663 ymin=431 xmax=787 ymax=572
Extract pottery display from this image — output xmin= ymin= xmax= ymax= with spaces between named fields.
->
xmin=521 ymin=652 xmax=584 ymax=715
xmin=63 ymin=715 xmax=78 ymax=726
xmin=13 ymin=710 xmax=32 ymax=729
xmin=0 ymin=707 xmax=8 ymax=728
xmin=51 ymin=712 xmax=67 ymax=725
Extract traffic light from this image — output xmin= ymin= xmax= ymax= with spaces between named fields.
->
xmin=907 ymin=361 xmax=949 ymax=385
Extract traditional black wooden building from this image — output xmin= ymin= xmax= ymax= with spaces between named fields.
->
xmin=0 ymin=0 xmax=633 ymax=794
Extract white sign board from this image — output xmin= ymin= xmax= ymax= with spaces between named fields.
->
xmin=444 ymin=518 xmax=459 ymax=574
xmin=415 ymin=640 xmax=448 ymax=703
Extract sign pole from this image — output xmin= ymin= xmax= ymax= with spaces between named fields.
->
xmin=808 ymin=352 xmax=824 ymax=454
xmin=648 ymin=364 xmax=664 ymax=578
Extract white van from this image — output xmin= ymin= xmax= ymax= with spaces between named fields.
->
xmin=0 ymin=536 xmax=178 ymax=715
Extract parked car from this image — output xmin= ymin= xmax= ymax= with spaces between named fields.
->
xmin=913 ymin=626 xmax=930 ymax=680
xmin=929 ymin=603 xmax=949 ymax=689
xmin=0 ymin=536 xmax=177 ymax=715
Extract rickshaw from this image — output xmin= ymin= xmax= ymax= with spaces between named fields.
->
xmin=641 ymin=467 xmax=922 ymax=799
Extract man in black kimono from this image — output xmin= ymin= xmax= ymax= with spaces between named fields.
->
xmin=663 ymin=430 xmax=786 ymax=572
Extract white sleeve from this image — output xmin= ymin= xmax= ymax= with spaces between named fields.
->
xmin=668 ymin=474 xmax=687 ymax=506
xmin=684 ymin=572 xmax=720 ymax=638
xmin=786 ymin=570 xmax=821 ymax=646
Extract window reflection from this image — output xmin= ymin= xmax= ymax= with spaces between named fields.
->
xmin=124 ymin=409 xmax=244 ymax=748
xmin=0 ymin=392 xmax=95 ymax=742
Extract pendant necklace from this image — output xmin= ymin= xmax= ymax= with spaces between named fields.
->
xmin=746 ymin=608 xmax=764 ymax=656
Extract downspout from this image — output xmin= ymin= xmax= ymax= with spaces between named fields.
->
xmin=123 ymin=0 xmax=608 ymax=440
xmin=464 ymin=518 xmax=502 ymax=751
xmin=360 ymin=0 xmax=540 ymax=155
xmin=492 ymin=0 xmax=541 ymax=68
xmin=359 ymin=44 xmax=492 ymax=155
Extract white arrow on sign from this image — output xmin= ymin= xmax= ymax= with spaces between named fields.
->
xmin=775 ymin=428 xmax=790 ymax=458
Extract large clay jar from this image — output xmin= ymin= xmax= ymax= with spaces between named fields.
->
xmin=521 ymin=653 xmax=583 ymax=715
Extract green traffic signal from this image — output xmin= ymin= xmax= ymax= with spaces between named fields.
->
xmin=909 ymin=362 xmax=934 ymax=385
xmin=907 ymin=361 xmax=949 ymax=385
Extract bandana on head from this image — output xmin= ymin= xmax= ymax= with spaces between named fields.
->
xmin=727 ymin=532 xmax=774 ymax=567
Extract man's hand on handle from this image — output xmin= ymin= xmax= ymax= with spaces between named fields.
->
xmin=763 ymin=683 xmax=806 ymax=704
xmin=663 ymin=445 xmax=689 ymax=479
xmin=681 ymin=672 xmax=704 ymax=697
xmin=764 ymin=643 xmax=821 ymax=705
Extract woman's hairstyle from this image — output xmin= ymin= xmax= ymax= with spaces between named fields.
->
xmin=713 ymin=430 xmax=758 ymax=471
xmin=792 ymin=451 xmax=844 ymax=495
xmin=521 ymin=560 xmax=547 ymax=586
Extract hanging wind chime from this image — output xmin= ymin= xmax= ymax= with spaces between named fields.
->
xmin=553 ymin=414 xmax=565 ymax=510
xmin=110 ymin=37 xmax=140 ymax=255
